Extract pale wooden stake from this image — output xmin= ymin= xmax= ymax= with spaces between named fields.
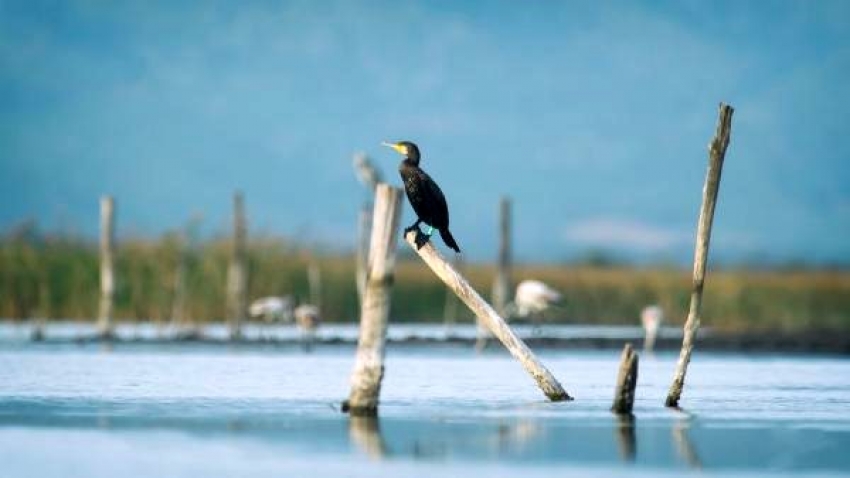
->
xmin=170 ymin=233 xmax=188 ymax=328
xmin=226 ymin=191 xmax=248 ymax=340
xmin=491 ymin=196 xmax=512 ymax=316
xmin=31 ymin=281 xmax=48 ymax=342
xmin=404 ymin=230 xmax=571 ymax=401
xmin=97 ymin=195 xmax=115 ymax=337
xmin=611 ymin=343 xmax=639 ymax=414
xmin=308 ymin=259 xmax=322 ymax=311
xmin=481 ymin=196 xmax=511 ymax=350
xmin=344 ymin=184 xmax=403 ymax=415
xmin=666 ymin=103 xmax=734 ymax=407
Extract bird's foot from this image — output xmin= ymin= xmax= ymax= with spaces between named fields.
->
xmin=413 ymin=229 xmax=431 ymax=249
xmin=404 ymin=223 xmax=431 ymax=249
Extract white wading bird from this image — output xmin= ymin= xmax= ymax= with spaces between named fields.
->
xmin=294 ymin=304 xmax=322 ymax=333
xmin=640 ymin=304 xmax=665 ymax=352
xmin=294 ymin=304 xmax=322 ymax=352
xmin=249 ymin=296 xmax=294 ymax=323
xmin=505 ymin=280 xmax=563 ymax=322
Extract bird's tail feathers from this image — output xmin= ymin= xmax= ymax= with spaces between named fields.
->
xmin=439 ymin=228 xmax=461 ymax=253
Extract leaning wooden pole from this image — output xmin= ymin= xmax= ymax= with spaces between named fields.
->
xmin=344 ymin=184 xmax=403 ymax=416
xmin=405 ymin=231 xmax=571 ymax=401
xmin=226 ymin=191 xmax=248 ymax=340
xmin=666 ymin=103 xmax=734 ymax=407
xmin=97 ymin=195 xmax=116 ymax=338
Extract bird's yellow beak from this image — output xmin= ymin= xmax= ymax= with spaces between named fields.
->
xmin=381 ymin=141 xmax=407 ymax=156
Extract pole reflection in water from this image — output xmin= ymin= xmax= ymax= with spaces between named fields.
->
xmin=495 ymin=420 xmax=542 ymax=454
xmin=614 ymin=414 xmax=636 ymax=462
xmin=349 ymin=415 xmax=387 ymax=460
xmin=673 ymin=415 xmax=702 ymax=469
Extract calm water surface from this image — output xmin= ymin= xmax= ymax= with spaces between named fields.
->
xmin=1 ymin=328 xmax=848 ymax=477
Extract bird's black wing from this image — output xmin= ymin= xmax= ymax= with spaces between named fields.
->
xmin=416 ymin=169 xmax=451 ymax=228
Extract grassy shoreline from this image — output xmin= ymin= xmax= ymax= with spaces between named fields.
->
xmin=2 ymin=230 xmax=849 ymax=333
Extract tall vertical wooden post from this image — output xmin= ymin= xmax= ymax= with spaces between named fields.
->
xmin=31 ymin=280 xmax=48 ymax=341
xmin=481 ymin=196 xmax=511 ymax=349
xmin=170 ymin=233 xmax=188 ymax=329
xmin=308 ymin=259 xmax=322 ymax=310
xmin=226 ymin=191 xmax=248 ymax=340
xmin=343 ymin=184 xmax=403 ymax=416
xmin=97 ymin=195 xmax=115 ymax=338
xmin=666 ymin=103 xmax=734 ymax=407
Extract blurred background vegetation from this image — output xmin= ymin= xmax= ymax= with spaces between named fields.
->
xmin=2 ymin=221 xmax=848 ymax=333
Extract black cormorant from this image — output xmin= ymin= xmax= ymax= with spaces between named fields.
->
xmin=382 ymin=141 xmax=461 ymax=253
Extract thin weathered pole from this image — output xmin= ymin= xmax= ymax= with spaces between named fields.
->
xmin=170 ymin=233 xmax=187 ymax=328
xmin=491 ymin=196 xmax=512 ymax=316
xmin=611 ymin=343 xmax=639 ymax=414
xmin=31 ymin=280 xmax=48 ymax=342
xmin=666 ymin=103 xmax=734 ymax=407
xmin=344 ymin=184 xmax=403 ymax=415
xmin=355 ymin=205 xmax=371 ymax=307
xmin=226 ymin=191 xmax=248 ymax=340
xmin=97 ymin=195 xmax=115 ymax=338
xmin=404 ymin=231 xmax=571 ymax=401
xmin=308 ymin=259 xmax=322 ymax=311
xmin=481 ymin=196 xmax=511 ymax=350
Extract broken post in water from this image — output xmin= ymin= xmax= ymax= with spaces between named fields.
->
xmin=611 ymin=343 xmax=639 ymax=415
xmin=226 ymin=191 xmax=248 ymax=340
xmin=404 ymin=230 xmax=571 ymax=402
xmin=97 ymin=195 xmax=115 ymax=338
xmin=344 ymin=184 xmax=403 ymax=416
xmin=666 ymin=103 xmax=734 ymax=408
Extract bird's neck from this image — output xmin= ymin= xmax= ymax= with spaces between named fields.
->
xmin=401 ymin=157 xmax=419 ymax=168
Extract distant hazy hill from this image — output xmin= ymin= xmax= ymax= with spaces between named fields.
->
xmin=2 ymin=1 xmax=848 ymax=264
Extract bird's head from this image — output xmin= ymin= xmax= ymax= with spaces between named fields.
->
xmin=381 ymin=140 xmax=420 ymax=165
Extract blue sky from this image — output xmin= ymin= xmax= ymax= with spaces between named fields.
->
xmin=1 ymin=0 xmax=848 ymax=264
